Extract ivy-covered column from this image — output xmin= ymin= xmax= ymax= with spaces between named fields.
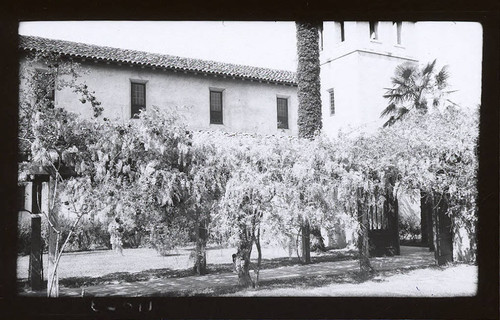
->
xmin=296 ymin=21 xmax=322 ymax=264
xmin=296 ymin=21 xmax=322 ymax=139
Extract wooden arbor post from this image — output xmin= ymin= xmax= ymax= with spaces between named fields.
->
xmin=29 ymin=176 xmax=47 ymax=291
xmin=432 ymin=193 xmax=453 ymax=266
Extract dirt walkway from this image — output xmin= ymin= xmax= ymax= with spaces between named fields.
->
xmin=59 ymin=246 xmax=435 ymax=297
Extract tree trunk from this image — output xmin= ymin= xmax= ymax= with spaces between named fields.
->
xmin=310 ymin=226 xmax=326 ymax=252
xmin=357 ymin=188 xmax=373 ymax=274
xmin=254 ymin=227 xmax=262 ymax=287
xmin=193 ymin=219 xmax=208 ymax=275
xmin=47 ymin=176 xmax=59 ymax=297
xmin=301 ymin=220 xmax=311 ymax=264
xmin=236 ymin=228 xmax=254 ymax=288
xmin=296 ymin=21 xmax=322 ymax=139
xmin=420 ymin=190 xmax=428 ymax=245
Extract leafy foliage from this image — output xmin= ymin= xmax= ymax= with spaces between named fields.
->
xmin=296 ymin=21 xmax=322 ymax=139
xmin=399 ymin=213 xmax=421 ymax=242
xmin=381 ymin=60 xmax=452 ymax=127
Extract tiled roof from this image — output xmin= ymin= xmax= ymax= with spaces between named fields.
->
xmin=19 ymin=35 xmax=297 ymax=85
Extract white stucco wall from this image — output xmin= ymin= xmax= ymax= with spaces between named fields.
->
xmin=320 ymin=21 xmax=418 ymax=137
xmin=320 ymin=52 xmax=362 ymax=137
xmin=20 ymin=57 xmax=298 ymax=136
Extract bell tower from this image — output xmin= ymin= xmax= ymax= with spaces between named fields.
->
xmin=319 ymin=21 xmax=418 ymax=136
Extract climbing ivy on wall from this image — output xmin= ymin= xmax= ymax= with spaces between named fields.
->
xmin=296 ymin=21 xmax=322 ymax=139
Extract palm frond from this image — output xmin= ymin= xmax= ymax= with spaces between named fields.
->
xmin=422 ymin=59 xmax=437 ymax=76
xmin=415 ymin=97 xmax=428 ymax=111
xmin=383 ymin=90 xmax=404 ymax=101
xmin=397 ymin=106 xmax=410 ymax=118
xmin=446 ymin=99 xmax=461 ymax=107
xmin=394 ymin=62 xmax=417 ymax=81
xmin=380 ymin=103 xmax=397 ymax=118
xmin=391 ymin=77 xmax=413 ymax=90
xmin=435 ymin=65 xmax=450 ymax=89
xmin=382 ymin=116 xmax=396 ymax=128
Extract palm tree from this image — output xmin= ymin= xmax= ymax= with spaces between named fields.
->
xmin=381 ymin=59 xmax=451 ymax=127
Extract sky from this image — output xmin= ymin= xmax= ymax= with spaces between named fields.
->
xmin=18 ymin=21 xmax=483 ymax=108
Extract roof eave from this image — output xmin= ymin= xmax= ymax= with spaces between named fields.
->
xmin=20 ymin=42 xmax=298 ymax=86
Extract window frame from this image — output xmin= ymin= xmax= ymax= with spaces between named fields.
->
xmin=276 ymin=96 xmax=289 ymax=129
xmin=130 ymin=81 xmax=146 ymax=119
xmin=209 ymin=89 xmax=224 ymax=125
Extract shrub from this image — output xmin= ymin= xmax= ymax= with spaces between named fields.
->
xmin=122 ymin=225 xmax=149 ymax=249
xmin=57 ymin=215 xmax=111 ymax=252
xmin=399 ymin=212 xmax=421 ymax=242
xmin=149 ymin=224 xmax=190 ymax=256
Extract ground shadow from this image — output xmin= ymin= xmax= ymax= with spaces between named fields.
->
xmin=19 ymin=248 xmax=358 ymax=289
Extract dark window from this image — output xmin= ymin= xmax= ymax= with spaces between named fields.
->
xmin=369 ymin=21 xmax=379 ymax=40
xmin=210 ymin=90 xmax=223 ymax=124
xmin=35 ymin=70 xmax=55 ymax=107
xmin=394 ymin=21 xmax=402 ymax=44
xmin=328 ymin=88 xmax=335 ymax=115
xmin=277 ymin=97 xmax=289 ymax=129
xmin=131 ymin=82 xmax=146 ymax=118
xmin=340 ymin=21 xmax=345 ymax=42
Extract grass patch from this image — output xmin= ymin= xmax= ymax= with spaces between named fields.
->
xmin=18 ymin=248 xmax=358 ymax=291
